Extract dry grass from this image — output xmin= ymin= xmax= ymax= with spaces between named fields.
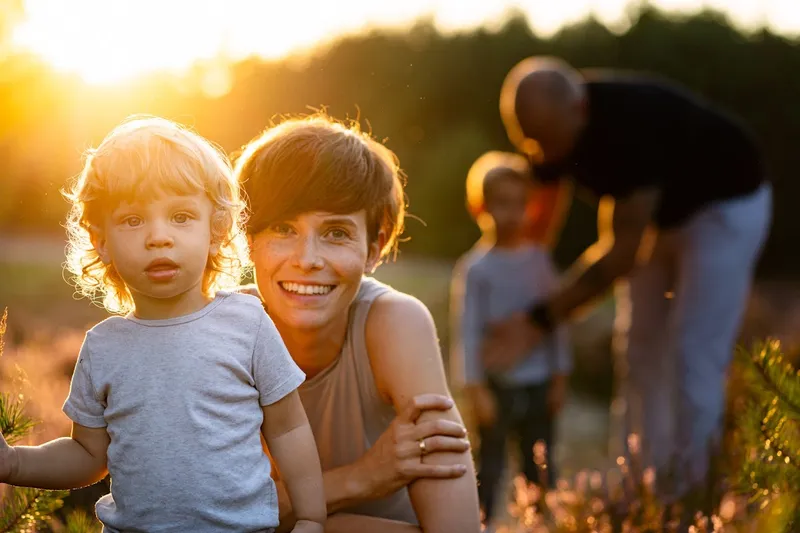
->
xmin=2 ymin=246 xmax=798 ymax=532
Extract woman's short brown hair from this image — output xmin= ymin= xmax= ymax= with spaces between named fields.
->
xmin=234 ymin=114 xmax=406 ymax=261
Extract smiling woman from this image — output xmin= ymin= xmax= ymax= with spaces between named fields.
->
xmin=235 ymin=114 xmax=482 ymax=533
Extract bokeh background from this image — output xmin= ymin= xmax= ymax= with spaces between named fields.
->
xmin=2 ymin=0 xmax=800 ymax=525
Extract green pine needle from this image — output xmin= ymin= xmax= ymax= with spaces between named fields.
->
xmin=0 ymin=487 xmax=68 ymax=533
xmin=64 ymin=509 xmax=102 ymax=533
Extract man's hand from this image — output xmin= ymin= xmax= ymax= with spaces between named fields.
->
xmin=481 ymin=312 xmax=545 ymax=373
xmin=546 ymin=375 xmax=568 ymax=416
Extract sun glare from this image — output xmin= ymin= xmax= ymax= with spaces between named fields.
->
xmin=9 ymin=0 xmax=797 ymax=86
xmin=10 ymin=0 xmax=310 ymax=85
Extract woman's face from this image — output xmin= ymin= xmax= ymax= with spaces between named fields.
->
xmin=250 ymin=210 xmax=380 ymax=332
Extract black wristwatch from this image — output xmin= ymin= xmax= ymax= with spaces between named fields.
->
xmin=527 ymin=302 xmax=556 ymax=332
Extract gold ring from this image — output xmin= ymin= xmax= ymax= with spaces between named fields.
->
xmin=418 ymin=439 xmax=427 ymax=455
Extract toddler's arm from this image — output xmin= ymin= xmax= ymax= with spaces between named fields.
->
xmin=262 ymin=389 xmax=325 ymax=533
xmin=1 ymin=422 xmax=109 ymax=490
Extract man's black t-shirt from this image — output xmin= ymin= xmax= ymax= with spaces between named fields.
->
xmin=533 ymin=73 xmax=766 ymax=228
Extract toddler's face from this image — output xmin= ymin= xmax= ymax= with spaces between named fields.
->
xmin=94 ymin=191 xmax=218 ymax=315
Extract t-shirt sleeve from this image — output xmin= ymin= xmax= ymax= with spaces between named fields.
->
xmin=62 ymin=338 xmax=107 ymax=428
xmin=252 ymin=311 xmax=306 ymax=406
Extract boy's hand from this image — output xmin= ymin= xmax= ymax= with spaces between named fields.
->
xmin=466 ymin=384 xmax=497 ymax=428
xmin=290 ymin=519 xmax=324 ymax=533
xmin=482 ymin=312 xmax=544 ymax=372
xmin=0 ymin=431 xmax=14 ymax=483
xmin=547 ymin=375 xmax=568 ymax=416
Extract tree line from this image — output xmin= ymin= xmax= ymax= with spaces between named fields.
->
xmin=0 ymin=6 xmax=798 ymax=278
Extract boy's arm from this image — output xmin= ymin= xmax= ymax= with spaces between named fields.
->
xmin=262 ymin=389 xmax=325 ymax=532
xmin=459 ymin=266 xmax=498 ymax=428
xmin=460 ymin=266 xmax=488 ymax=390
xmin=2 ymin=422 xmax=109 ymax=490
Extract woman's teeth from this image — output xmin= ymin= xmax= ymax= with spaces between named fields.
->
xmin=279 ymin=282 xmax=334 ymax=295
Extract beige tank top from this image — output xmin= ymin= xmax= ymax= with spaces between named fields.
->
xmin=297 ymin=276 xmax=418 ymax=524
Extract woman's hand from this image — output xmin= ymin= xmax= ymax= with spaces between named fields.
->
xmin=359 ymin=394 xmax=470 ymax=500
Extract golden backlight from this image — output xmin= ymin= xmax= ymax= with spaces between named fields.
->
xmin=10 ymin=0 xmax=795 ymax=86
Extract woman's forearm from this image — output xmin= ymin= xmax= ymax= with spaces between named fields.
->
xmin=9 ymin=438 xmax=107 ymax=490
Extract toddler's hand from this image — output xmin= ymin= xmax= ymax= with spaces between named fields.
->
xmin=291 ymin=519 xmax=324 ymax=533
xmin=0 ymin=431 xmax=13 ymax=483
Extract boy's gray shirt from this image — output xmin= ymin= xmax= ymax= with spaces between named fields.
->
xmin=459 ymin=244 xmax=572 ymax=387
xmin=63 ymin=291 xmax=305 ymax=533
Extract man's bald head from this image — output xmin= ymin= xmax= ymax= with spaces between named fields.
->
xmin=500 ymin=56 xmax=586 ymax=161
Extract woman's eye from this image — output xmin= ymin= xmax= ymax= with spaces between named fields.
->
xmin=270 ymin=223 xmax=293 ymax=235
xmin=328 ymin=228 xmax=349 ymax=240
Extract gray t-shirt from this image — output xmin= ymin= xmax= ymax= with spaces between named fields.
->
xmin=459 ymin=244 xmax=572 ymax=387
xmin=63 ymin=291 xmax=305 ymax=533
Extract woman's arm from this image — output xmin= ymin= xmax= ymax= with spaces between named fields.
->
xmin=273 ymin=394 xmax=468 ymax=532
xmin=366 ymin=292 xmax=482 ymax=533
xmin=1 ymin=423 xmax=109 ymax=490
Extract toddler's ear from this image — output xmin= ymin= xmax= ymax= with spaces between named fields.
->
xmin=209 ymin=239 xmax=221 ymax=258
xmin=88 ymin=226 xmax=111 ymax=265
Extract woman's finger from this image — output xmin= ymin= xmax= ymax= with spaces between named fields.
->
xmin=405 ymin=462 xmax=469 ymax=479
xmin=412 ymin=419 xmax=467 ymax=441
xmin=420 ymin=436 xmax=471 ymax=454
xmin=399 ymin=394 xmax=454 ymax=424
xmin=396 ymin=435 xmax=470 ymax=459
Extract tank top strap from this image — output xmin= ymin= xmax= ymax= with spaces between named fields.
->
xmin=344 ymin=276 xmax=396 ymax=436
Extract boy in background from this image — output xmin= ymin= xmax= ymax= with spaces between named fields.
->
xmin=450 ymin=151 xmax=572 ymax=527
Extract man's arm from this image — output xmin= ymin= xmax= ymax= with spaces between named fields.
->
xmin=3 ymin=423 xmax=109 ymax=490
xmin=525 ymin=181 xmax=574 ymax=249
xmin=366 ymin=292 xmax=481 ymax=533
xmin=544 ymin=188 xmax=660 ymax=323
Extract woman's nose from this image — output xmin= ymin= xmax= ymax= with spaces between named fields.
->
xmin=292 ymin=234 xmax=323 ymax=271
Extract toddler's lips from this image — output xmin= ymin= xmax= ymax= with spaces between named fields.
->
xmin=145 ymin=258 xmax=180 ymax=282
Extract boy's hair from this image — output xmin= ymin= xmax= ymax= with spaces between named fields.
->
xmin=465 ymin=151 xmax=531 ymax=229
xmin=234 ymin=114 xmax=406 ymax=262
xmin=64 ymin=115 xmax=249 ymax=314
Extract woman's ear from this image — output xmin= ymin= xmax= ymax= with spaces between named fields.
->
xmin=364 ymin=231 xmax=387 ymax=274
xmin=89 ymin=226 xmax=111 ymax=265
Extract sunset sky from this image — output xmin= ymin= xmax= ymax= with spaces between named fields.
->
xmin=10 ymin=0 xmax=800 ymax=84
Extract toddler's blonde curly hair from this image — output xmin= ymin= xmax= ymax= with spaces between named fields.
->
xmin=64 ymin=115 xmax=249 ymax=314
